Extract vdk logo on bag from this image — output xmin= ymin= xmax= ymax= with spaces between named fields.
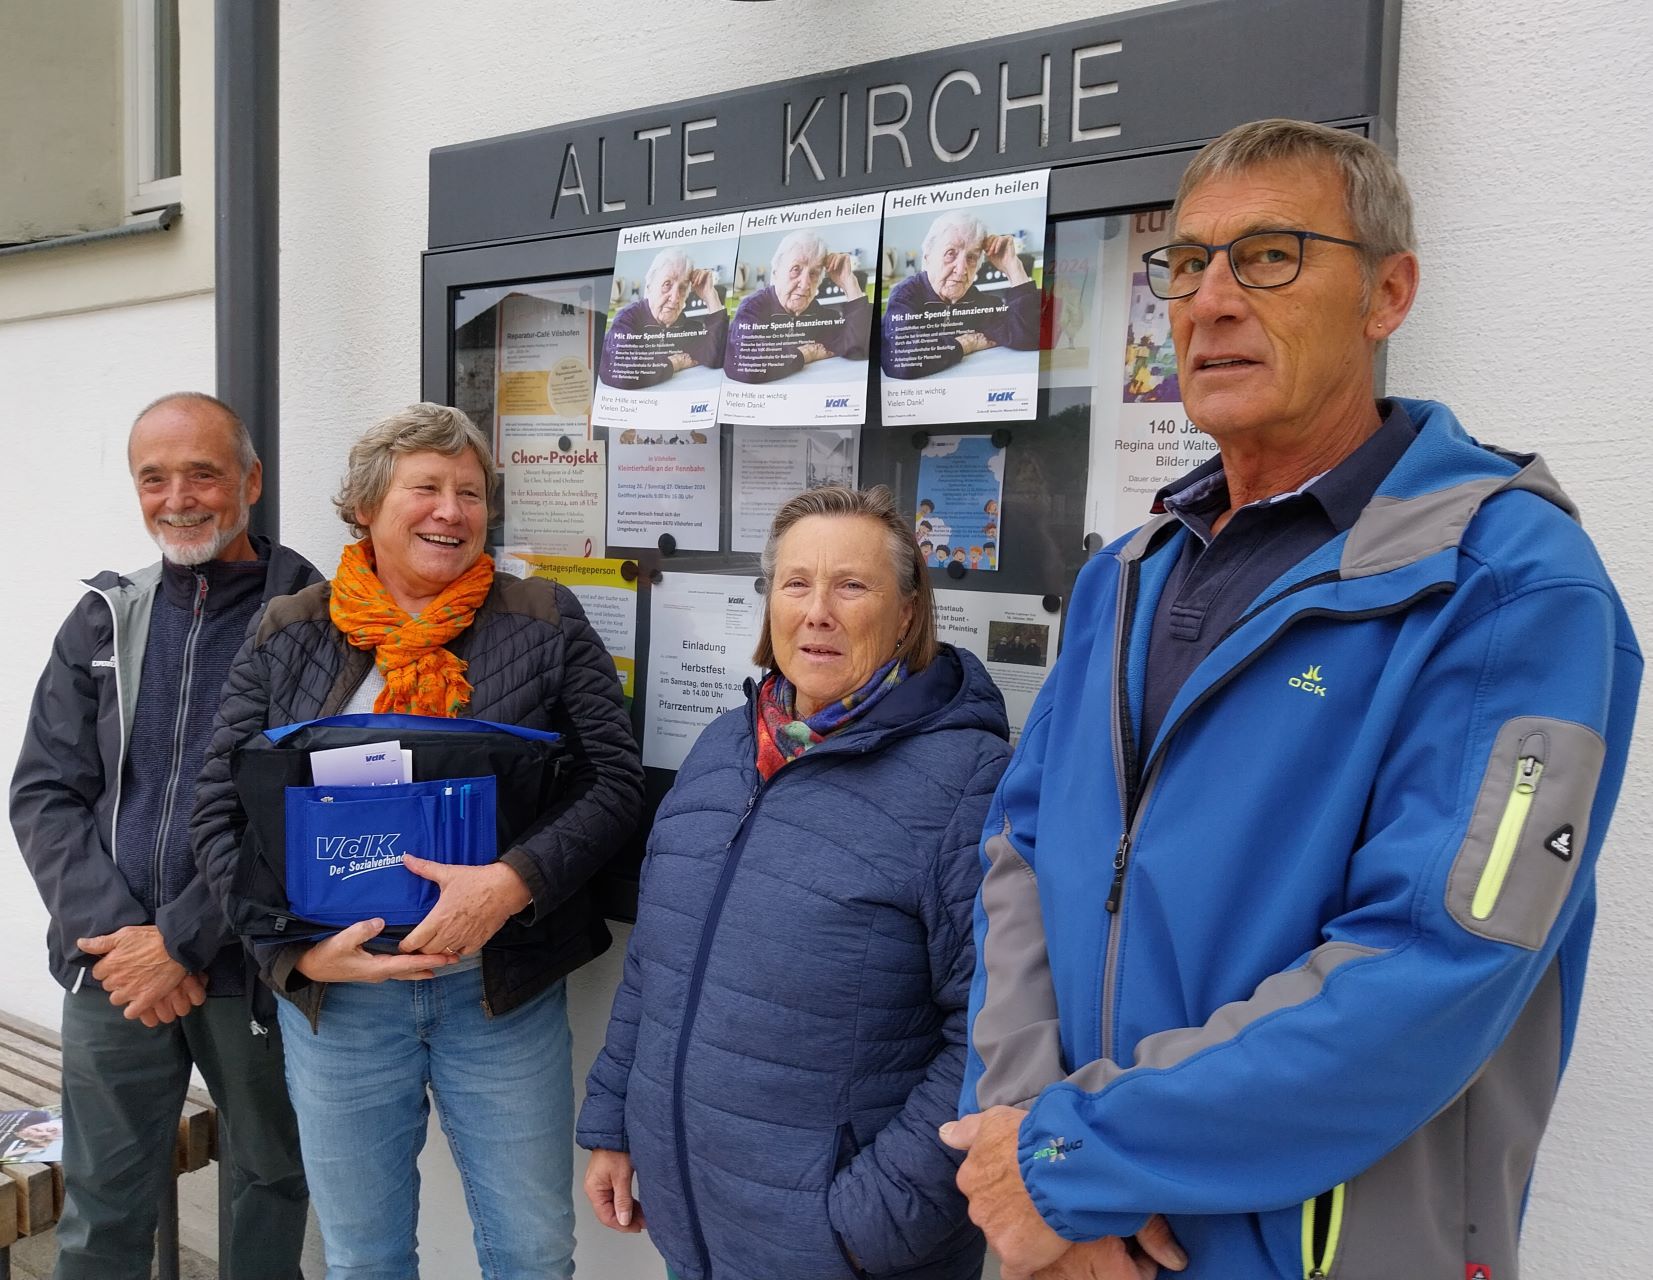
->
xmin=316 ymin=832 xmax=404 ymax=880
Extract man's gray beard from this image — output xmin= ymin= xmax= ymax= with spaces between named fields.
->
xmin=152 ymin=507 xmax=249 ymax=567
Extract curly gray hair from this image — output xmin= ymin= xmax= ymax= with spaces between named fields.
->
xmin=334 ymin=403 xmax=498 ymax=538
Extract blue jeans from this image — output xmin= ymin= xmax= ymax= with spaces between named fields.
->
xmin=278 ymin=969 xmax=574 ymax=1280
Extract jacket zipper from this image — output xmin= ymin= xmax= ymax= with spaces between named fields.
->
xmin=672 ymin=772 xmax=767 ymax=1277
xmin=1301 ymin=1182 xmax=1345 ymax=1278
xmin=1097 ymin=554 xmax=1141 ymax=1057
xmin=1106 ymin=555 xmax=1141 ymax=906
xmin=94 ymin=587 xmax=133 ymax=870
xmin=150 ymin=573 xmax=208 ymax=912
xmin=1096 ymin=581 xmax=1453 ymax=1058
xmin=1471 ymin=747 xmax=1545 ymax=919
xmin=81 ymin=585 xmax=135 ymax=994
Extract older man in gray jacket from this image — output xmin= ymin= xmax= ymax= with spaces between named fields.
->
xmin=10 ymin=392 xmax=315 ymax=1280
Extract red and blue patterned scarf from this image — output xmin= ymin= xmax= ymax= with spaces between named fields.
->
xmin=755 ymin=657 xmax=907 ymax=780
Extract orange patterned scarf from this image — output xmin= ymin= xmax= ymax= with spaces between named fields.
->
xmin=329 ymin=540 xmax=494 ymax=717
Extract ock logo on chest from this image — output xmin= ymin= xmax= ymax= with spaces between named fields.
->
xmin=1289 ymin=664 xmax=1328 ymax=697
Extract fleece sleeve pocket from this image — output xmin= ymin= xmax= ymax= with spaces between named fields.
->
xmin=1446 ymin=716 xmax=1606 ymax=949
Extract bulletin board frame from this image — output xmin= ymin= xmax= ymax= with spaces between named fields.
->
xmin=421 ymin=0 xmax=1402 ymax=917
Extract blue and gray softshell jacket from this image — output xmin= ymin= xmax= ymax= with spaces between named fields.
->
xmin=963 ymin=399 xmax=1641 ymax=1280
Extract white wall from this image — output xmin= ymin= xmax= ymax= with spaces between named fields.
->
xmin=0 ymin=293 xmax=216 ymax=1029
xmin=0 ymin=0 xmax=1647 ymax=1274
xmin=1395 ymin=5 xmax=1653 ymax=1273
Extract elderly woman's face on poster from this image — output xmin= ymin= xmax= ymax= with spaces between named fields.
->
xmin=924 ymin=226 xmax=985 ymax=303
xmin=774 ymin=247 xmax=827 ymax=315
xmin=768 ymin=514 xmax=913 ymax=718
xmin=647 ymin=260 xmax=695 ymax=325
xmin=17 ymin=1119 xmax=60 ymax=1147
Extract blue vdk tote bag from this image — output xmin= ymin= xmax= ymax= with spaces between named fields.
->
xmin=229 ymin=714 xmax=563 ymax=942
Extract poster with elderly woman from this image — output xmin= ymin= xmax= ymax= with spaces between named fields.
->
xmin=592 ymin=213 xmax=740 ymax=432
xmin=718 ymin=195 xmax=881 ymax=425
xmin=879 ymin=168 xmax=1049 ymax=426
xmin=0 ymin=1104 xmax=63 ymax=1163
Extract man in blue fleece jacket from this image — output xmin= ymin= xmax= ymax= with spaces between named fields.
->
xmin=948 ymin=120 xmax=1641 ymax=1280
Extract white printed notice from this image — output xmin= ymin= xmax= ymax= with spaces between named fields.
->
xmin=1106 ymin=210 xmax=1216 ymax=533
xmin=643 ymin=572 xmax=764 ymax=771
xmin=494 ymin=286 xmax=597 ymax=452
xmin=507 ymin=556 xmax=639 ymax=704
xmin=915 ymin=435 xmax=1005 ymax=572
xmin=719 ymin=195 xmax=882 ymax=426
xmin=878 ymin=169 xmax=1049 ymax=426
xmin=592 ymin=213 xmax=740 ymax=433
xmin=605 ymin=430 xmax=721 ymax=551
xmin=503 ymin=439 xmax=605 ymax=556
xmin=730 ymin=426 xmax=859 ymax=552
xmin=933 ymin=590 xmax=1058 ymax=743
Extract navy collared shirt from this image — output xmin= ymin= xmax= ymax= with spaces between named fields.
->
xmin=1137 ymin=400 xmax=1417 ymax=758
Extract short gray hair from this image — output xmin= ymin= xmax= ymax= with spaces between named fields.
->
xmin=771 ymin=229 xmax=828 ymax=279
xmin=752 ymin=484 xmax=939 ymax=674
xmin=1172 ymin=119 xmax=1416 ymax=279
xmin=334 ymin=403 xmax=498 ymax=538
xmin=130 ymin=391 xmax=258 ymax=475
xmin=644 ymin=249 xmax=693 ymax=292
xmin=922 ymin=210 xmax=988 ymax=260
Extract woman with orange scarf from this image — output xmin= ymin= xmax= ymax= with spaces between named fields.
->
xmin=192 ymin=404 xmax=643 ymax=1279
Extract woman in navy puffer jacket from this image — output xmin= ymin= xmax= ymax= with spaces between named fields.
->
xmin=579 ymin=485 xmax=1011 ymax=1280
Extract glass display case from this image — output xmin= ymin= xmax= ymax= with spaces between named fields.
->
xmin=422 ymin=83 xmax=1393 ymax=915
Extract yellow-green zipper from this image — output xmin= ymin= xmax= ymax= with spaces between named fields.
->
xmin=1301 ymin=1183 xmax=1345 ymax=1279
xmin=1471 ymin=754 xmax=1544 ymax=919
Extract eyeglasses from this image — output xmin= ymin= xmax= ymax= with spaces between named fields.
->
xmin=1141 ymin=229 xmax=1367 ymax=300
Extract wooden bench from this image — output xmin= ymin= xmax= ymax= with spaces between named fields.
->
xmin=0 ymin=1010 xmax=217 ymax=1280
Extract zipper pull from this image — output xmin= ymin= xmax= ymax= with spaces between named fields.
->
xmin=1470 ymin=751 xmax=1549 ymax=921
xmin=727 ymin=784 xmax=762 ymax=849
xmin=1105 ymin=833 xmax=1130 ymax=913
xmin=196 ymin=574 xmax=208 ymax=614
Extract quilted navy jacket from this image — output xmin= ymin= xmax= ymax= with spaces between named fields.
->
xmin=578 ymin=644 xmax=1010 ymax=1280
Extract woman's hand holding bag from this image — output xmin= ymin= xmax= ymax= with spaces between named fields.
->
xmin=294 ymin=917 xmax=459 ymax=983
xmin=396 ymin=856 xmax=533 ymax=959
